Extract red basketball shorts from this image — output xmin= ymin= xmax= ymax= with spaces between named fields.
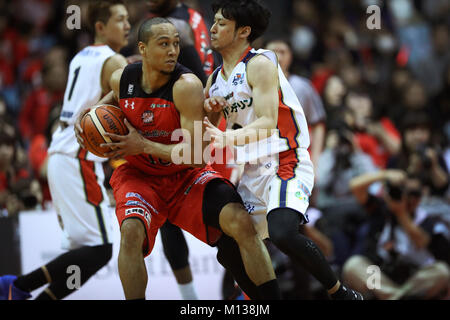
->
xmin=110 ymin=162 xmax=226 ymax=257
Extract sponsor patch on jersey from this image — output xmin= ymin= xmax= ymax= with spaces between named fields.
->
xmin=128 ymin=84 xmax=134 ymax=95
xmin=149 ymin=103 xmax=171 ymax=109
xmin=223 ymin=98 xmax=253 ymax=118
xmin=232 ymin=73 xmax=244 ymax=86
xmin=141 ymin=110 xmax=154 ymax=124
xmin=141 ymin=130 xmax=171 ymax=138
xmin=124 ymin=100 xmax=135 ymax=110
xmin=125 ymin=207 xmax=151 ymax=227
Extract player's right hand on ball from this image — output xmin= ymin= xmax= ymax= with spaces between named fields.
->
xmin=204 ymin=96 xmax=228 ymax=113
xmin=74 ymin=108 xmax=90 ymax=149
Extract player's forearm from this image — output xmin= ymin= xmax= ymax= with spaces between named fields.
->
xmin=430 ymin=163 xmax=449 ymax=189
xmin=349 ymin=170 xmax=387 ymax=192
xmin=97 ymin=90 xmax=117 ymax=106
xmin=226 ymin=116 xmax=277 ymax=146
xmin=396 ymin=214 xmax=430 ymax=248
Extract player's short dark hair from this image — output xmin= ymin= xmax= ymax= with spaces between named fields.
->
xmin=137 ymin=17 xmax=174 ymax=44
xmin=212 ymin=0 xmax=271 ymax=43
xmin=88 ymin=0 xmax=125 ymax=33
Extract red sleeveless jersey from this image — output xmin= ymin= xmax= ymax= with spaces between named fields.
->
xmin=118 ymin=62 xmax=192 ymax=176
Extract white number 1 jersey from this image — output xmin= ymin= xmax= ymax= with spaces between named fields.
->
xmin=48 ymin=45 xmax=116 ymax=161
xmin=208 ymin=48 xmax=311 ymax=163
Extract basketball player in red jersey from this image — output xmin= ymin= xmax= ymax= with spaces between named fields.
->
xmin=144 ymin=0 xmax=216 ymax=299
xmin=76 ymin=17 xmax=280 ymax=300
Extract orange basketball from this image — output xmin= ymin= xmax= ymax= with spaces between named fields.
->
xmin=80 ymin=104 xmax=128 ymax=157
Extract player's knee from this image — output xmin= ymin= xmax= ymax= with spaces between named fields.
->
xmin=267 ymin=221 xmax=290 ymax=248
xmin=267 ymin=209 xmax=299 ymax=248
xmin=219 ymin=203 xmax=256 ymax=242
xmin=120 ymin=219 xmax=146 ymax=252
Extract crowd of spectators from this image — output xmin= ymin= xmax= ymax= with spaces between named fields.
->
xmin=0 ymin=0 xmax=449 ymax=299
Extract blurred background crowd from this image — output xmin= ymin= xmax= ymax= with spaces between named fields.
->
xmin=0 ymin=0 xmax=449 ymax=300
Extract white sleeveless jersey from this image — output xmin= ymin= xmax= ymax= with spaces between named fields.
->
xmin=208 ymin=48 xmax=310 ymax=163
xmin=48 ymin=45 xmax=116 ymax=161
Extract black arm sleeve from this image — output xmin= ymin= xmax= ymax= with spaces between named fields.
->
xmin=178 ymin=45 xmax=207 ymax=86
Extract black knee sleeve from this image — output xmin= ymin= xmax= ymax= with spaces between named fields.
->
xmin=267 ymin=208 xmax=338 ymax=289
xmin=160 ymin=220 xmax=189 ymax=270
xmin=267 ymin=208 xmax=304 ymax=250
xmin=202 ymin=179 xmax=244 ymax=230
xmin=216 ymin=235 xmax=261 ymax=300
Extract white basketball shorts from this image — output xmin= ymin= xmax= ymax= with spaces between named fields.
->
xmin=237 ymin=148 xmax=314 ymax=240
xmin=47 ymin=152 xmax=114 ymax=250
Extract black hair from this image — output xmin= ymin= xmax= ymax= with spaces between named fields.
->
xmin=88 ymin=0 xmax=125 ymax=33
xmin=212 ymin=0 xmax=271 ymax=43
xmin=264 ymin=37 xmax=293 ymax=51
xmin=400 ymin=111 xmax=431 ymax=133
xmin=137 ymin=17 xmax=173 ymax=44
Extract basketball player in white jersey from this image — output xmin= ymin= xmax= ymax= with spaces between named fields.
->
xmin=203 ymin=0 xmax=362 ymax=300
xmin=0 ymin=0 xmax=130 ymax=300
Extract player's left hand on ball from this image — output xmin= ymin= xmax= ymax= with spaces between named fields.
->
xmin=74 ymin=108 xmax=91 ymax=149
xmin=101 ymin=119 xmax=146 ymax=158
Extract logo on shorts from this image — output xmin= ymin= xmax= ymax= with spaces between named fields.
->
xmin=244 ymin=202 xmax=255 ymax=214
xmin=125 ymin=207 xmax=151 ymax=227
xmin=184 ymin=171 xmax=217 ymax=195
xmin=297 ymin=181 xmax=312 ymax=197
xmin=128 ymin=84 xmax=134 ymax=95
xmin=126 ymin=192 xmax=159 ymax=215
xmin=295 ymin=191 xmax=308 ymax=203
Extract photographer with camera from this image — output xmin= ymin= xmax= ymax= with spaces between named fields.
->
xmin=345 ymin=89 xmax=401 ymax=169
xmin=0 ymin=125 xmax=41 ymax=218
xmin=341 ymin=169 xmax=450 ymax=299
xmin=387 ymin=111 xmax=449 ymax=198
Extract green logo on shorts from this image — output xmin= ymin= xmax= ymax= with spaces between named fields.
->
xmin=295 ymin=191 xmax=308 ymax=202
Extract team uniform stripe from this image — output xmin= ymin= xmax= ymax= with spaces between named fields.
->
xmin=275 ymin=87 xmax=302 ymax=207
xmin=277 ymin=88 xmax=300 ymax=149
xmin=78 ymin=153 xmax=104 ymax=207
xmin=76 ymin=147 xmax=108 ymax=243
xmin=95 ymin=205 xmax=108 ymax=244
xmin=78 ymin=152 xmax=109 ymax=243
